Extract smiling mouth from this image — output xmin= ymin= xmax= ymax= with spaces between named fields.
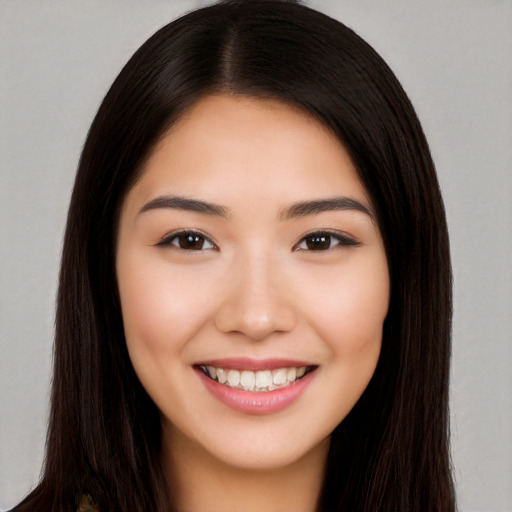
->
xmin=197 ymin=365 xmax=316 ymax=392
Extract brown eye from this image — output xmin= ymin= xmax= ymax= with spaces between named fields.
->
xmin=158 ymin=231 xmax=216 ymax=251
xmin=294 ymin=231 xmax=359 ymax=251
xmin=177 ymin=233 xmax=205 ymax=250
xmin=304 ymin=234 xmax=332 ymax=250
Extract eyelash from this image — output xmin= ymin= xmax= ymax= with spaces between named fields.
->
xmin=293 ymin=230 xmax=360 ymax=251
xmin=156 ymin=230 xmax=359 ymax=252
xmin=156 ymin=230 xmax=217 ymax=251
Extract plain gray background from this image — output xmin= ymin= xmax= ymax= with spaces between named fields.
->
xmin=1 ymin=1 xmax=511 ymax=511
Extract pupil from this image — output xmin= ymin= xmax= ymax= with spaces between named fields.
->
xmin=307 ymin=235 xmax=330 ymax=250
xmin=180 ymin=234 xmax=203 ymax=250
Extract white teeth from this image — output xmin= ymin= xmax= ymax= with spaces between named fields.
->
xmin=240 ymin=370 xmax=255 ymax=388
xmin=201 ymin=365 xmax=310 ymax=392
xmin=216 ymin=367 xmax=227 ymax=384
xmin=256 ymin=370 xmax=273 ymax=388
xmin=227 ymin=369 xmax=240 ymax=387
xmin=272 ymin=368 xmax=287 ymax=385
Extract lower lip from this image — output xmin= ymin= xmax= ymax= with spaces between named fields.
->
xmin=197 ymin=369 xmax=315 ymax=415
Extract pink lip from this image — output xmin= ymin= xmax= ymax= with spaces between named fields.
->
xmin=197 ymin=357 xmax=313 ymax=371
xmin=195 ymin=366 xmax=316 ymax=415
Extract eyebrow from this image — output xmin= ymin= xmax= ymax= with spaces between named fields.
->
xmin=139 ymin=195 xmax=229 ymax=218
xmin=279 ymin=197 xmax=373 ymax=220
xmin=138 ymin=194 xmax=373 ymax=220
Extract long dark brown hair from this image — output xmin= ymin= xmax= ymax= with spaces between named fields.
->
xmin=13 ymin=1 xmax=455 ymax=511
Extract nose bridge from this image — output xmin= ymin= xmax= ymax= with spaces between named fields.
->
xmin=214 ymin=247 xmax=296 ymax=340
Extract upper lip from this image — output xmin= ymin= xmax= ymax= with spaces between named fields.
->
xmin=195 ymin=357 xmax=315 ymax=371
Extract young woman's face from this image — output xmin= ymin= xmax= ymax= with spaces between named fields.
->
xmin=116 ymin=95 xmax=389 ymax=471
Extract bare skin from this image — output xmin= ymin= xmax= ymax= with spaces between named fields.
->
xmin=116 ymin=94 xmax=389 ymax=511
xmin=164 ymin=427 xmax=330 ymax=512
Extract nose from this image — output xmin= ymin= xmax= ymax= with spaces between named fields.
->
xmin=214 ymin=254 xmax=297 ymax=341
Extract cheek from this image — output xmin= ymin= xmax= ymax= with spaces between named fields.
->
xmin=308 ymin=258 xmax=389 ymax=351
xmin=304 ymin=259 xmax=388 ymax=424
xmin=299 ymin=252 xmax=389 ymax=418
xmin=116 ymin=254 xmax=215 ymax=362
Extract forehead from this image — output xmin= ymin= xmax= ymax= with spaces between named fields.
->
xmin=123 ymin=94 xmax=370 ymax=215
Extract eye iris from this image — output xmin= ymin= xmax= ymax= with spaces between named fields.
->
xmin=306 ymin=234 xmax=330 ymax=250
xmin=179 ymin=233 xmax=204 ymax=250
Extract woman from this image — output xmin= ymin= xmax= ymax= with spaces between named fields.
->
xmin=12 ymin=0 xmax=455 ymax=510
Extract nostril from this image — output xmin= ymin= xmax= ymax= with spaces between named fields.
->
xmin=214 ymin=299 xmax=297 ymax=339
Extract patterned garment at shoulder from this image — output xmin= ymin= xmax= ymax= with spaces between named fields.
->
xmin=77 ymin=492 xmax=99 ymax=512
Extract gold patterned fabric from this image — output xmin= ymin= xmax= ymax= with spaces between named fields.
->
xmin=77 ymin=493 xmax=99 ymax=512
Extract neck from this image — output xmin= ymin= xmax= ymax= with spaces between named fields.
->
xmin=162 ymin=427 xmax=330 ymax=512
